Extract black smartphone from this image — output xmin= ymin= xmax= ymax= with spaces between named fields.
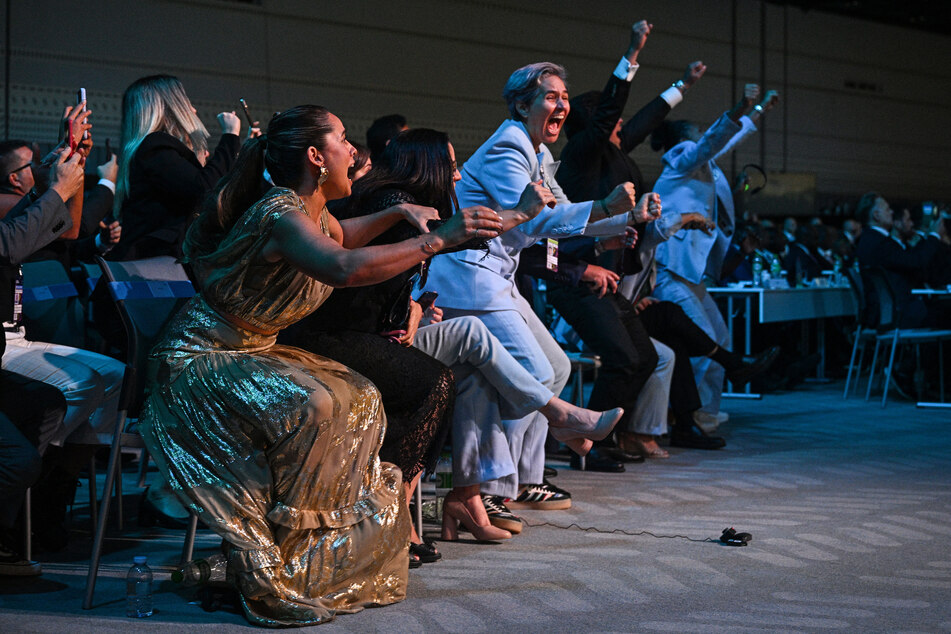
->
xmin=416 ymin=291 xmax=438 ymax=311
xmin=239 ymin=99 xmax=255 ymax=128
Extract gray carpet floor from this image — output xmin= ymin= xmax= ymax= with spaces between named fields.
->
xmin=2 ymin=381 xmax=950 ymax=632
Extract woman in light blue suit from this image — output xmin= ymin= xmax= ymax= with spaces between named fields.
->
xmin=650 ymin=85 xmax=779 ymax=426
xmin=426 ymin=61 xmax=659 ymax=527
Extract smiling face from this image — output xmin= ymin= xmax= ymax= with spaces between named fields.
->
xmin=315 ymin=113 xmax=356 ymax=200
xmin=518 ymin=74 xmax=570 ymax=150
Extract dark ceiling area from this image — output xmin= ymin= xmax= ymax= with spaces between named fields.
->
xmin=768 ymin=0 xmax=951 ymax=36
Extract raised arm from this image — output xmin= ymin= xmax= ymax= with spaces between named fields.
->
xmin=337 ymin=202 xmax=441 ymax=248
xmin=264 ymin=205 xmax=504 ymax=288
xmin=619 ymin=61 xmax=706 ymax=153
xmin=663 ymin=84 xmax=758 ymax=174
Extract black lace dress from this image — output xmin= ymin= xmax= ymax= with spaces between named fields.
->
xmin=279 ymin=189 xmax=453 ymax=482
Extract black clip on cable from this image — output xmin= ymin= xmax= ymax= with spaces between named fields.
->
xmin=720 ymin=527 xmax=752 ymax=547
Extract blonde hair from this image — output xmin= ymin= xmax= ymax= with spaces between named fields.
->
xmin=114 ymin=75 xmax=209 ymax=218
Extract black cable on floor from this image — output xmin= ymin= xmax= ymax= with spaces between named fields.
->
xmin=522 ymin=519 xmax=718 ymax=543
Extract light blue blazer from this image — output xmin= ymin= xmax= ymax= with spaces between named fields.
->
xmin=653 ymin=114 xmax=758 ymax=284
xmin=428 ymin=119 xmax=628 ymax=311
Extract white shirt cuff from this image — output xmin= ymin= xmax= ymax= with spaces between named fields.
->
xmin=660 ymin=86 xmax=684 ymax=108
xmin=97 ymin=178 xmax=116 ymax=194
xmin=613 ymin=58 xmax=639 ymax=82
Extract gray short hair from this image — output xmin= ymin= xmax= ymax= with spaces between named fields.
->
xmin=503 ymin=62 xmax=568 ymax=121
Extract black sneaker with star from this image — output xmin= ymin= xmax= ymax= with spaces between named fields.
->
xmin=480 ymin=494 xmax=523 ymax=534
xmin=505 ymin=479 xmax=572 ymax=510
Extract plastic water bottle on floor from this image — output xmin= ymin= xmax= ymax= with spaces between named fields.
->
xmin=126 ymin=555 xmax=153 ymax=618
xmin=172 ymin=553 xmax=228 ymax=586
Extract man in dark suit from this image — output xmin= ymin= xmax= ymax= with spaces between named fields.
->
xmin=854 ymin=192 xmax=938 ymax=328
xmin=0 ymin=140 xmax=120 ymax=265
xmin=924 ymin=216 xmax=951 ymax=289
xmin=0 ymin=148 xmax=84 ymax=575
xmin=543 ymin=21 xmax=722 ymax=470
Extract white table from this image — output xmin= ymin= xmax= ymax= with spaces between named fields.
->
xmin=708 ymin=286 xmax=857 ymax=397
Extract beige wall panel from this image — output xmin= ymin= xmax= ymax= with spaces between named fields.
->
xmin=0 ymin=0 xmax=948 ymax=203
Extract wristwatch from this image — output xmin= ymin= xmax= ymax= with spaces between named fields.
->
xmin=672 ymin=79 xmax=686 ymax=94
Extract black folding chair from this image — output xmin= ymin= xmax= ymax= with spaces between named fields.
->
xmin=842 ymin=267 xmax=877 ymax=398
xmin=82 ymin=256 xmax=197 ymax=610
xmin=863 ymin=267 xmax=951 ymax=407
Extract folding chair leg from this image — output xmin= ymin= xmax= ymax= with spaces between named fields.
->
xmin=866 ymin=340 xmax=881 ymax=401
xmin=23 ymin=489 xmax=31 ymax=561
xmin=941 ymin=341 xmax=946 ymax=403
xmin=180 ymin=513 xmax=199 ymax=566
xmin=137 ymin=448 xmax=149 ymax=489
xmin=854 ymin=343 xmax=867 ymax=397
xmin=414 ymin=481 xmax=423 ymax=542
xmin=115 ymin=455 xmax=124 ymax=531
xmin=881 ymin=336 xmax=900 ymax=408
xmin=844 ymin=330 xmax=861 ymax=398
xmin=83 ymin=410 xmax=127 ymax=610
xmin=574 ymin=364 xmax=586 ymax=471
xmin=87 ymin=457 xmax=97 ymax=531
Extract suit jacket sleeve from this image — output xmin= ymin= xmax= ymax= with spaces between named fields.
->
xmin=663 ymin=114 xmax=742 ymax=174
xmin=712 ymin=115 xmax=758 ymax=161
xmin=138 ymin=133 xmax=241 ymax=215
xmin=517 ymin=242 xmax=587 ymax=286
xmin=80 ymin=183 xmax=115 ymax=236
xmin=567 ymin=75 xmax=631 ymax=165
xmin=0 ymin=191 xmax=71 ymax=265
xmin=619 ymin=95 xmax=673 ymax=154
xmin=473 ymin=134 xmax=594 ymax=238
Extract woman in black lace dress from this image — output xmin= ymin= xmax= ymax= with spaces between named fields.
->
xmin=281 ymin=129 xmax=470 ymax=563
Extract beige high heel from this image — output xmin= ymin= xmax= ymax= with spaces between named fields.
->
xmin=441 ymin=496 xmax=512 ymax=541
xmin=559 ymin=437 xmax=594 ymax=456
xmin=548 ymin=407 xmax=624 ymax=442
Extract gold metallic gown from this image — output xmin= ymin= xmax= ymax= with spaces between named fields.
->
xmin=139 ymin=188 xmax=409 ymax=627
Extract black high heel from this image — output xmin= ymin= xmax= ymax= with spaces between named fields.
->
xmin=409 ymin=541 xmax=441 ymax=564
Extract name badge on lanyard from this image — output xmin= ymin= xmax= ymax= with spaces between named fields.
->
xmin=538 ymin=162 xmax=558 ymax=272
xmin=546 ymin=238 xmax=558 ymax=272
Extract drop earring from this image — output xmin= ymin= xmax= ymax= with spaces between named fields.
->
xmin=317 ymin=166 xmax=329 ymax=186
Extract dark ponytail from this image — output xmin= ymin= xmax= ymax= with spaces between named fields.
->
xmin=650 ymin=120 xmax=693 ymax=153
xmin=185 ymin=105 xmax=334 ymax=260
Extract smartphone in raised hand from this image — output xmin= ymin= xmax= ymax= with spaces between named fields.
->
xmin=239 ymin=99 xmax=255 ymax=128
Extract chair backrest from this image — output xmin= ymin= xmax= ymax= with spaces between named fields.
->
xmin=20 ymin=260 xmax=85 ymax=347
xmin=843 ymin=266 xmax=868 ymax=325
xmin=863 ymin=267 xmax=900 ymax=332
xmin=94 ymin=256 xmax=195 ymax=415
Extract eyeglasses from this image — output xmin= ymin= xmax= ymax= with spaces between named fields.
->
xmin=6 ymin=163 xmax=31 ymax=178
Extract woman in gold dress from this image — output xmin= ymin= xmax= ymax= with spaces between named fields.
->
xmin=138 ymin=105 xmax=535 ymax=626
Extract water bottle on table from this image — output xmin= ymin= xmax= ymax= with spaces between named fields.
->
xmin=751 ymin=255 xmax=763 ymax=287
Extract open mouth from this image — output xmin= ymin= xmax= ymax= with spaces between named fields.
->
xmin=546 ymin=113 xmax=565 ymax=136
